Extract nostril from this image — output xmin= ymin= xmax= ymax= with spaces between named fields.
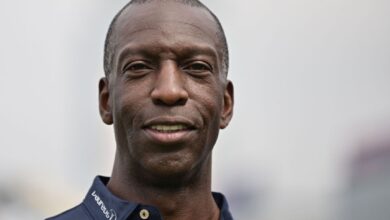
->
xmin=152 ymin=97 xmax=187 ymax=106
xmin=151 ymin=88 xmax=188 ymax=106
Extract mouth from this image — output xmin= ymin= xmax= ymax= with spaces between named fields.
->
xmin=149 ymin=124 xmax=191 ymax=133
xmin=142 ymin=117 xmax=196 ymax=144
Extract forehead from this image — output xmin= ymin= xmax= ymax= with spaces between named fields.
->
xmin=112 ymin=2 xmax=221 ymax=59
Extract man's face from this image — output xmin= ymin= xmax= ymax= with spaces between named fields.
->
xmin=99 ymin=2 xmax=233 ymax=181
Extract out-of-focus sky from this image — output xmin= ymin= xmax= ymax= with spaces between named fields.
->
xmin=0 ymin=0 xmax=389 ymax=219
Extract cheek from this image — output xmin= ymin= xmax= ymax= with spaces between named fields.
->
xmin=113 ymin=81 xmax=148 ymax=124
xmin=197 ymin=85 xmax=224 ymax=121
xmin=192 ymin=85 xmax=224 ymax=142
xmin=112 ymin=84 xmax=147 ymax=146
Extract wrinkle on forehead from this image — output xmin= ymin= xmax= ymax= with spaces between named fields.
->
xmin=135 ymin=20 xmax=217 ymax=39
xmin=116 ymin=21 xmax=217 ymax=46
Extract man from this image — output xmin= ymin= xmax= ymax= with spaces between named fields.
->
xmin=48 ymin=0 xmax=234 ymax=219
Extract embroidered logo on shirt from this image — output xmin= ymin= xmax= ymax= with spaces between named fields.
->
xmin=91 ymin=190 xmax=117 ymax=220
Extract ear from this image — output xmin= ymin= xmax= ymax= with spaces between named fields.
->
xmin=220 ymin=80 xmax=234 ymax=129
xmin=99 ymin=77 xmax=113 ymax=125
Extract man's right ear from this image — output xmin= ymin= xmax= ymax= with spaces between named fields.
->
xmin=99 ymin=77 xmax=113 ymax=125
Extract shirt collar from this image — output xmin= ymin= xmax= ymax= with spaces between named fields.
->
xmin=83 ymin=176 xmax=137 ymax=220
xmin=83 ymin=176 xmax=233 ymax=220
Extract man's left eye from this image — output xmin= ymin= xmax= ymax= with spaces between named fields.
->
xmin=184 ymin=61 xmax=212 ymax=72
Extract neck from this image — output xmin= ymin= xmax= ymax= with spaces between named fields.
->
xmin=107 ymin=152 xmax=220 ymax=220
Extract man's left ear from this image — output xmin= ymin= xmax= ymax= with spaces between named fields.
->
xmin=220 ymin=80 xmax=234 ymax=129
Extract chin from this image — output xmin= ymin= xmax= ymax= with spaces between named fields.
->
xmin=140 ymin=155 xmax=203 ymax=186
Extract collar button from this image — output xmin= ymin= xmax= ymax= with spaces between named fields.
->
xmin=139 ymin=209 xmax=150 ymax=219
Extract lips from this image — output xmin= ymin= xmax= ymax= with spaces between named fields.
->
xmin=150 ymin=124 xmax=189 ymax=132
xmin=142 ymin=117 xmax=196 ymax=144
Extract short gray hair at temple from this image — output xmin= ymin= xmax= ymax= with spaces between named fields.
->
xmin=103 ymin=0 xmax=229 ymax=77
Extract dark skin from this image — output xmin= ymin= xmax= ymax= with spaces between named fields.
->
xmin=98 ymin=2 xmax=233 ymax=220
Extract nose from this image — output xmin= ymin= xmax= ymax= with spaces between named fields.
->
xmin=151 ymin=61 xmax=188 ymax=106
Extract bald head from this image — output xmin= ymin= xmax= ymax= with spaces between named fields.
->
xmin=103 ymin=0 xmax=229 ymax=77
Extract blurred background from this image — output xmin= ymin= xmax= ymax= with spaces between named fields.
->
xmin=0 ymin=0 xmax=389 ymax=219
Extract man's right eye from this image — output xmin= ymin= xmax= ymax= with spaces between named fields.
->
xmin=123 ymin=61 xmax=153 ymax=75
xmin=124 ymin=61 xmax=152 ymax=71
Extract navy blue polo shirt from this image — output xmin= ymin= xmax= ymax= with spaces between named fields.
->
xmin=47 ymin=176 xmax=233 ymax=220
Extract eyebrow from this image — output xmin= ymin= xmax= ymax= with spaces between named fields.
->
xmin=116 ymin=43 xmax=219 ymax=66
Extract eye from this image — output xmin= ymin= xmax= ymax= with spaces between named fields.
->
xmin=183 ymin=61 xmax=212 ymax=76
xmin=124 ymin=61 xmax=152 ymax=71
xmin=123 ymin=61 xmax=153 ymax=77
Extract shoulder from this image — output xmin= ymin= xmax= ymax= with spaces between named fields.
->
xmin=46 ymin=204 xmax=92 ymax=220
